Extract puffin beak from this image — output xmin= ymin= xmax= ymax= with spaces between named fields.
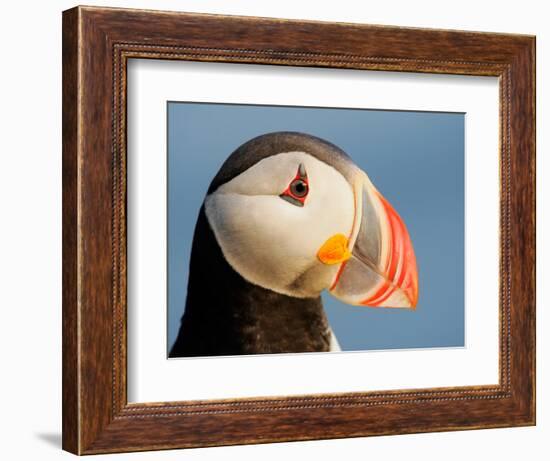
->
xmin=320 ymin=173 xmax=418 ymax=309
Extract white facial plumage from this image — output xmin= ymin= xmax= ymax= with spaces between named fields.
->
xmin=205 ymin=151 xmax=355 ymax=298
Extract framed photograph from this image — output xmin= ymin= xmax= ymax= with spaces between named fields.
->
xmin=62 ymin=5 xmax=535 ymax=455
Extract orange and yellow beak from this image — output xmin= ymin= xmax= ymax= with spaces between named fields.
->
xmin=317 ymin=174 xmax=418 ymax=309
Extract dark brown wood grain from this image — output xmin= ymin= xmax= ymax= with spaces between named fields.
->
xmin=62 ymin=5 xmax=536 ymax=455
xmin=62 ymin=7 xmax=81 ymax=454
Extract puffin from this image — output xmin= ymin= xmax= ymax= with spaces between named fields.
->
xmin=169 ymin=132 xmax=418 ymax=357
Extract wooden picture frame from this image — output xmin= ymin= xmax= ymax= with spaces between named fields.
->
xmin=62 ymin=5 xmax=535 ymax=455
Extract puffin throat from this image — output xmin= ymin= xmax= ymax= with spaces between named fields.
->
xmin=169 ymin=207 xmax=333 ymax=357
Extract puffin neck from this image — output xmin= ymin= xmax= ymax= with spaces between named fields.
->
xmin=169 ymin=206 xmax=332 ymax=357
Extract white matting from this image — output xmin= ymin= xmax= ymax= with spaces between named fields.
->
xmin=126 ymin=59 xmax=500 ymax=403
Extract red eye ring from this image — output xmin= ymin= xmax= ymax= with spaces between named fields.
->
xmin=289 ymin=178 xmax=308 ymax=198
xmin=280 ymin=164 xmax=309 ymax=207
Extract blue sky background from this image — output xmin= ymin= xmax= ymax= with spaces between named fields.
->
xmin=167 ymin=102 xmax=465 ymax=353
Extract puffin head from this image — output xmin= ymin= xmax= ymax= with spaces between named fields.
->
xmin=204 ymin=132 xmax=418 ymax=308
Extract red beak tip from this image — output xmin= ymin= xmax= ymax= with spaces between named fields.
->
xmin=407 ymin=287 xmax=418 ymax=309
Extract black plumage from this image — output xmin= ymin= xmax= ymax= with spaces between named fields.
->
xmin=207 ymin=131 xmax=355 ymax=193
xmin=169 ymin=207 xmax=331 ymax=357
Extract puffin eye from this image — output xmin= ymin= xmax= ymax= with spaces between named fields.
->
xmin=280 ymin=164 xmax=309 ymax=207
xmin=290 ymin=179 xmax=308 ymax=198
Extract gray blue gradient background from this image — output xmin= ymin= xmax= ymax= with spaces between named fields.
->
xmin=167 ymin=102 xmax=465 ymax=353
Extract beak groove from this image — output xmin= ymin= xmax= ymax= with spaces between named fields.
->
xmin=328 ymin=174 xmax=418 ymax=309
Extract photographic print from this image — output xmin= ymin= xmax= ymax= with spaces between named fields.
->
xmin=167 ymin=102 xmax=465 ymax=358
